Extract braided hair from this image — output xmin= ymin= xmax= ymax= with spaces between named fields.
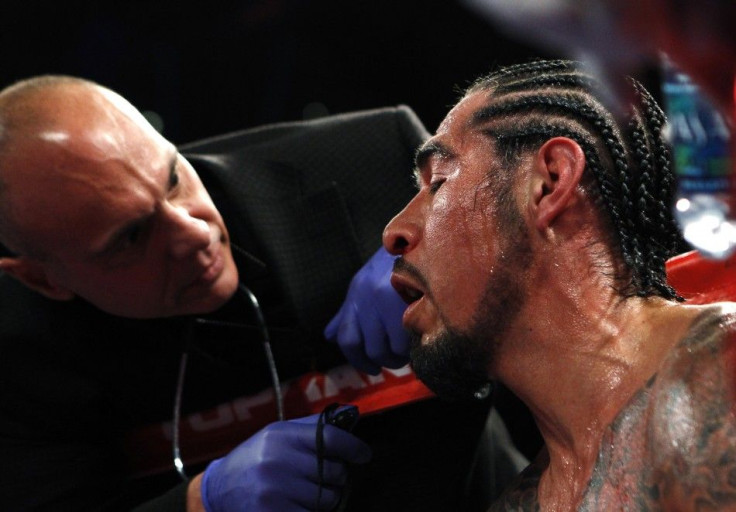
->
xmin=466 ymin=59 xmax=683 ymax=301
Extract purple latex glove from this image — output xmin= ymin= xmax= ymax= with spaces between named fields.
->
xmin=325 ymin=247 xmax=410 ymax=375
xmin=201 ymin=409 xmax=371 ymax=512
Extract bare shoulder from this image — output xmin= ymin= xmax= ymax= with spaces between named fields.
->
xmin=648 ymin=303 xmax=736 ymax=510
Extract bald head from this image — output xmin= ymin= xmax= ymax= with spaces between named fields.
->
xmin=0 ymin=75 xmax=164 ymax=257
xmin=0 ymin=76 xmax=239 ymax=317
xmin=0 ymin=76 xmax=86 ymax=255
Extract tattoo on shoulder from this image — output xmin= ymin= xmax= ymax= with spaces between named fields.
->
xmin=488 ymin=459 xmax=543 ymax=512
xmin=650 ymin=325 xmax=736 ymax=510
xmin=582 ymin=321 xmax=736 ymax=510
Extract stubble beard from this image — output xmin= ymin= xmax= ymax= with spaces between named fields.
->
xmin=409 ymin=200 xmax=531 ymax=401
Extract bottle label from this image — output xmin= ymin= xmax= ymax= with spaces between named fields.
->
xmin=663 ymin=67 xmax=732 ymax=195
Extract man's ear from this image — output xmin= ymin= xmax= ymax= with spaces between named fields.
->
xmin=0 ymin=257 xmax=75 ymax=301
xmin=530 ymin=137 xmax=586 ymax=231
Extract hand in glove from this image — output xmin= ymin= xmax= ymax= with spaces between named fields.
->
xmin=200 ymin=409 xmax=370 ymax=511
xmin=325 ymin=247 xmax=409 ymax=375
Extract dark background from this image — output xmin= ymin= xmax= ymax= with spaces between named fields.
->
xmin=0 ymin=0 xmax=559 ymax=458
xmin=0 ymin=0 xmax=556 ymax=144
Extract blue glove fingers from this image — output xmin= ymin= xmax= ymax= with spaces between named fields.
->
xmin=310 ymin=458 xmax=349 ymax=487
xmin=352 ymin=263 xmax=407 ymax=370
xmin=201 ymin=421 xmax=359 ymax=512
xmin=288 ymin=413 xmax=321 ymax=425
xmin=324 ymin=276 xmax=380 ymax=374
xmin=284 ymin=416 xmax=371 ymax=465
xmin=265 ymin=447 xmax=347 ymax=486
xmin=286 ymin=482 xmax=341 ymax=511
xmin=336 ymin=304 xmax=382 ymax=375
xmin=200 ymin=458 xmax=224 ymax=512
xmin=380 ymin=288 xmax=411 ymax=367
xmin=323 ymin=301 xmax=346 ymax=340
xmin=237 ymin=445 xmax=347 ymax=510
xmin=291 ymin=424 xmax=371 ymax=465
xmin=229 ymin=480 xmax=339 ymax=512
xmin=359 ymin=248 xmax=408 ymax=367
xmin=358 ymin=302 xmax=406 ymax=369
xmin=376 ymin=256 xmax=410 ymax=359
xmin=319 ymin=425 xmax=372 ymax=464
xmin=326 ymin=246 xmax=408 ymax=374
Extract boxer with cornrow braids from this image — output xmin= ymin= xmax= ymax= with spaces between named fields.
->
xmin=383 ymin=59 xmax=736 ymax=511
xmin=464 ymin=60 xmax=683 ymax=300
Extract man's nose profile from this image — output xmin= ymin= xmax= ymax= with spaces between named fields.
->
xmin=166 ymin=205 xmax=212 ymax=259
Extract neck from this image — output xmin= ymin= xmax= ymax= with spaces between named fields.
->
xmin=491 ymin=248 xmax=699 ymax=502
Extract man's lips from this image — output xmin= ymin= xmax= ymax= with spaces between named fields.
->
xmin=194 ymin=250 xmax=224 ymax=286
xmin=390 ymin=272 xmax=427 ymax=331
xmin=187 ymin=242 xmax=225 ymax=289
xmin=390 ymin=273 xmax=425 ymax=305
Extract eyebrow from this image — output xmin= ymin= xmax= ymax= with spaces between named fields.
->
xmin=412 ymin=141 xmax=452 ymax=186
xmin=91 ymin=152 xmax=178 ymax=258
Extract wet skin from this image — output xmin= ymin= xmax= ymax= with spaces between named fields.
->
xmin=490 ymin=306 xmax=736 ymax=511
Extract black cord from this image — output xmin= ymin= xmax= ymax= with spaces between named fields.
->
xmin=316 ymin=403 xmax=354 ymax=512
xmin=171 ymin=284 xmax=283 ymax=481
xmin=236 ymin=283 xmax=284 ymax=421
xmin=172 ymin=320 xmax=195 ymax=481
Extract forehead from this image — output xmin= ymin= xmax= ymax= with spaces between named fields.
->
xmin=435 ymin=91 xmax=491 ymax=137
xmin=1 ymin=86 xmax=173 ymax=253
xmin=414 ymin=91 xmax=495 ymax=173
xmin=41 ymin=85 xmax=166 ymax=158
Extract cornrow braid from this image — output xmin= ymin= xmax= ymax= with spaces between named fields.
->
xmin=467 ymin=60 xmax=682 ymax=301
xmin=491 ymin=59 xmax=575 ymax=80
xmin=629 ymin=79 xmax=683 ymax=264
xmin=494 ymin=74 xmax=600 ymax=95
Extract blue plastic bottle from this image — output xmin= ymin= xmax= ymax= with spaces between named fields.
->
xmin=661 ymin=55 xmax=735 ymax=260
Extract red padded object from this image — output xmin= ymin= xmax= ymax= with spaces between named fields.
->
xmin=666 ymin=250 xmax=736 ymax=304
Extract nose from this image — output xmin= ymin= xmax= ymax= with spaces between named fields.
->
xmin=164 ymin=204 xmax=212 ymax=259
xmin=383 ymin=195 xmax=423 ymax=256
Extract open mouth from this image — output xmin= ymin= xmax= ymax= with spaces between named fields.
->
xmin=390 ymin=274 xmax=425 ymax=305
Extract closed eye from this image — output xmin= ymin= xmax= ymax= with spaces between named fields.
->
xmin=168 ymin=157 xmax=180 ymax=191
xmin=169 ymin=169 xmax=180 ymax=189
xmin=429 ymin=179 xmax=445 ymax=194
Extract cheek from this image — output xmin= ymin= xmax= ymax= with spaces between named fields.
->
xmin=424 ymin=195 xmax=497 ymax=277
xmin=183 ymin=168 xmax=217 ymax=210
xmin=81 ymin=268 xmax=162 ymax=300
xmin=421 ymin=200 xmax=497 ymax=322
xmin=190 ymin=179 xmax=217 ymax=209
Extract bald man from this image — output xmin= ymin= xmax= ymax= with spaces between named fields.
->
xmin=0 ymin=75 xmax=507 ymax=511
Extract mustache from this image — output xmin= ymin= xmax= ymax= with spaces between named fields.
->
xmin=392 ymin=257 xmax=431 ymax=297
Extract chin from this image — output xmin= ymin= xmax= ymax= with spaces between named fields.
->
xmin=176 ymin=264 xmax=239 ymax=316
xmin=196 ymin=272 xmax=239 ymax=314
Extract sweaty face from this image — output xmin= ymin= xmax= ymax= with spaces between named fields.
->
xmin=4 ymin=85 xmax=239 ymax=317
xmin=383 ymin=91 xmax=532 ymax=400
xmin=404 ymin=208 xmax=530 ymax=401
